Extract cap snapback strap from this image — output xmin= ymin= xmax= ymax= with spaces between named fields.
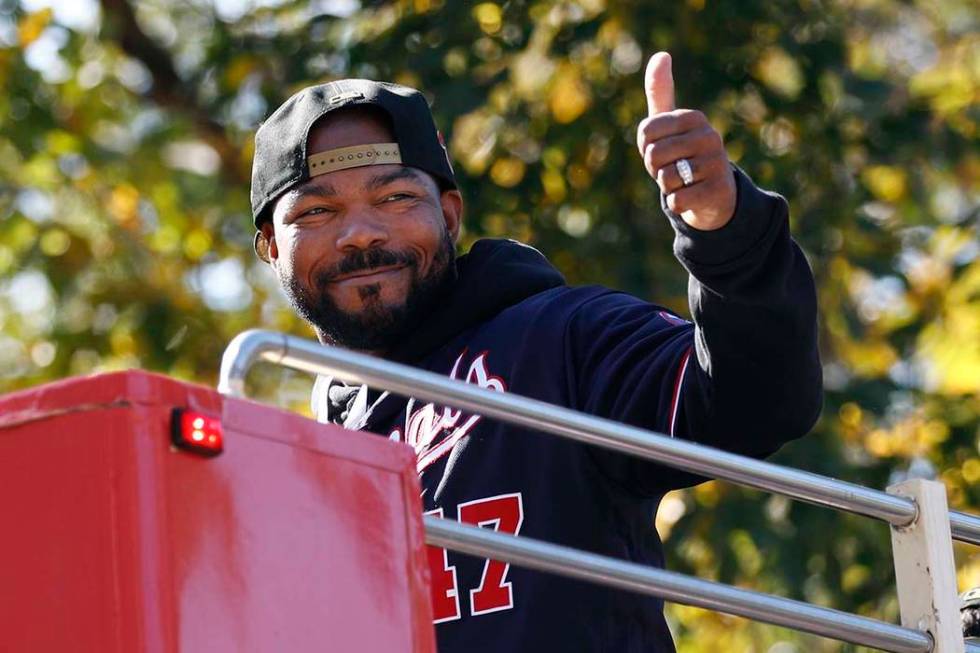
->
xmin=307 ymin=143 xmax=402 ymax=177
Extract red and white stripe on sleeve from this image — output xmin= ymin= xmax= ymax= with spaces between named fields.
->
xmin=668 ymin=347 xmax=692 ymax=437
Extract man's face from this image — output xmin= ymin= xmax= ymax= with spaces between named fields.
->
xmin=263 ymin=109 xmax=463 ymax=351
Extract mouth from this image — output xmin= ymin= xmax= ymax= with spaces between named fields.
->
xmin=328 ymin=264 xmax=408 ymax=285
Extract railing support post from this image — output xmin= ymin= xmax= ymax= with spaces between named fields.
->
xmin=888 ymin=479 xmax=963 ymax=653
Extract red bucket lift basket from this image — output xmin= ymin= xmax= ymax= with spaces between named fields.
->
xmin=0 ymin=370 xmax=436 ymax=652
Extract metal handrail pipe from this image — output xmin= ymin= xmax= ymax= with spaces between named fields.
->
xmin=217 ymin=330 xmax=980 ymax=546
xmin=424 ymin=516 xmax=934 ymax=653
xmin=218 ymin=328 xmax=288 ymax=398
xmin=950 ymin=511 xmax=980 ymax=549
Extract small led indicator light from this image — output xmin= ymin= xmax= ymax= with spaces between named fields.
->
xmin=171 ymin=408 xmax=223 ymax=457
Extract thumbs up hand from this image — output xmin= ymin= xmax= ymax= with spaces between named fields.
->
xmin=637 ymin=52 xmax=737 ymax=231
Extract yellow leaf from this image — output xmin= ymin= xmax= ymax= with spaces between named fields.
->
xmin=542 ymin=147 xmax=567 ymax=169
xmin=8 ymin=219 xmax=38 ymax=253
xmin=183 ymin=228 xmax=213 ymax=261
xmin=918 ymin=419 xmax=948 ymax=447
xmin=596 ymin=18 xmax=622 ymax=48
xmin=108 ymin=184 xmax=140 ymax=228
xmin=0 ymin=246 xmax=13 ymax=275
xmin=729 ymin=530 xmax=762 ymax=576
xmin=46 ymin=130 xmax=82 ymax=155
xmin=862 ymin=165 xmax=907 ymax=202
xmin=472 ymin=3 xmax=502 ymax=35
xmin=110 ymin=328 xmax=137 ymax=357
xmin=839 ymin=402 xmax=863 ymax=428
xmin=959 ymin=558 xmax=980 ymax=590
xmin=549 ymin=64 xmax=591 ymax=124
xmin=39 ymin=228 xmax=70 ymax=257
xmin=693 ymin=480 xmax=720 ymax=508
xmin=918 ymin=304 xmax=980 ymax=394
xmin=910 ymin=47 xmax=979 ymax=117
xmin=753 ymin=47 xmax=804 ymax=100
xmin=961 ymin=459 xmax=980 ymax=484
xmin=842 ymin=564 xmax=871 ymax=592
xmin=489 ymin=156 xmax=525 ymax=187
xmin=18 ymin=8 xmax=52 ymax=47
xmin=411 ymin=0 xmax=439 ymax=13
xmin=540 ymin=168 xmax=566 ymax=203
xmin=865 ymin=428 xmax=892 ymax=457
xmin=150 ymin=224 xmax=180 ymax=254
xmin=839 ymin=338 xmax=898 ymax=377
xmin=443 ymin=48 xmax=467 ymax=76
xmin=224 ymin=56 xmax=256 ymax=89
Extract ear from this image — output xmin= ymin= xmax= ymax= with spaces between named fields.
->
xmin=255 ymin=221 xmax=279 ymax=265
xmin=439 ymin=189 xmax=464 ymax=243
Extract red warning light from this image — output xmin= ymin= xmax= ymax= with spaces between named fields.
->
xmin=171 ymin=408 xmax=223 ymax=456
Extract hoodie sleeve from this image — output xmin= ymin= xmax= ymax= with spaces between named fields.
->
xmin=565 ymin=166 xmax=822 ymax=495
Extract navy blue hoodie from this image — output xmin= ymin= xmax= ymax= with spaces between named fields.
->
xmin=312 ymin=167 xmax=822 ymax=652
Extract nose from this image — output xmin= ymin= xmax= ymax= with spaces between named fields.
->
xmin=334 ymin=213 xmax=389 ymax=252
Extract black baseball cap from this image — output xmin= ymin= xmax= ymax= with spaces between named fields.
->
xmin=250 ymin=79 xmax=456 ymax=232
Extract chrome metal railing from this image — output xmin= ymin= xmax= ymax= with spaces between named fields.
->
xmin=424 ymin=518 xmax=934 ymax=653
xmin=219 ymin=329 xmax=980 ymax=653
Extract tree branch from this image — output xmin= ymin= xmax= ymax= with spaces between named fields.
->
xmin=98 ymin=0 xmax=248 ymax=185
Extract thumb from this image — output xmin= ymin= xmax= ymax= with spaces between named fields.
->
xmin=645 ymin=51 xmax=675 ymax=116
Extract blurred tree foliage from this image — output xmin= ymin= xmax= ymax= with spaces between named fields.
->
xmin=0 ymin=0 xmax=977 ymax=649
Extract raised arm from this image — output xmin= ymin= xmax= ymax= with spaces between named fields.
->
xmin=640 ymin=50 xmax=821 ymax=449
xmin=566 ymin=52 xmax=822 ymax=494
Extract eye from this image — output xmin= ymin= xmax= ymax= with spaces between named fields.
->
xmin=291 ymin=206 xmax=335 ymax=223
xmin=383 ymin=192 xmax=415 ymax=203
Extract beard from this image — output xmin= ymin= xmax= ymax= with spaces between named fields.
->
xmin=283 ymin=229 xmax=457 ymax=352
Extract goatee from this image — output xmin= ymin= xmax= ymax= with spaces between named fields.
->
xmin=284 ymin=229 xmax=457 ymax=351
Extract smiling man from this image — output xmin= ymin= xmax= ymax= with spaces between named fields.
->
xmin=250 ymin=54 xmax=822 ymax=652
xmin=255 ymin=97 xmax=462 ymax=353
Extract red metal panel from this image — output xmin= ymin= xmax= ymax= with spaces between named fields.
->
xmin=0 ymin=407 xmax=130 ymax=652
xmin=0 ymin=371 xmax=435 ymax=653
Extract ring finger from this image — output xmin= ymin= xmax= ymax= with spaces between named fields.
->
xmin=655 ymin=154 xmax=717 ymax=195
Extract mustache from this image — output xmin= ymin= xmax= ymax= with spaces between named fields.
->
xmin=314 ymin=247 xmax=419 ymax=284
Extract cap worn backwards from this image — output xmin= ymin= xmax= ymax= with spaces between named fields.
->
xmin=250 ymin=79 xmax=456 ymax=230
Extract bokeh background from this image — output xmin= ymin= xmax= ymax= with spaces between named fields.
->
xmin=0 ymin=0 xmax=977 ymax=650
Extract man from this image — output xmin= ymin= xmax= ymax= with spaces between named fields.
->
xmin=250 ymin=52 xmax=822 ymax=651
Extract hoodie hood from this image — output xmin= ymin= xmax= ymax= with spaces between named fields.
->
xmin=313 ymin=238 xmax=565 ymax=426
xmin=387 ymin=238 xmax=566 ymax=363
